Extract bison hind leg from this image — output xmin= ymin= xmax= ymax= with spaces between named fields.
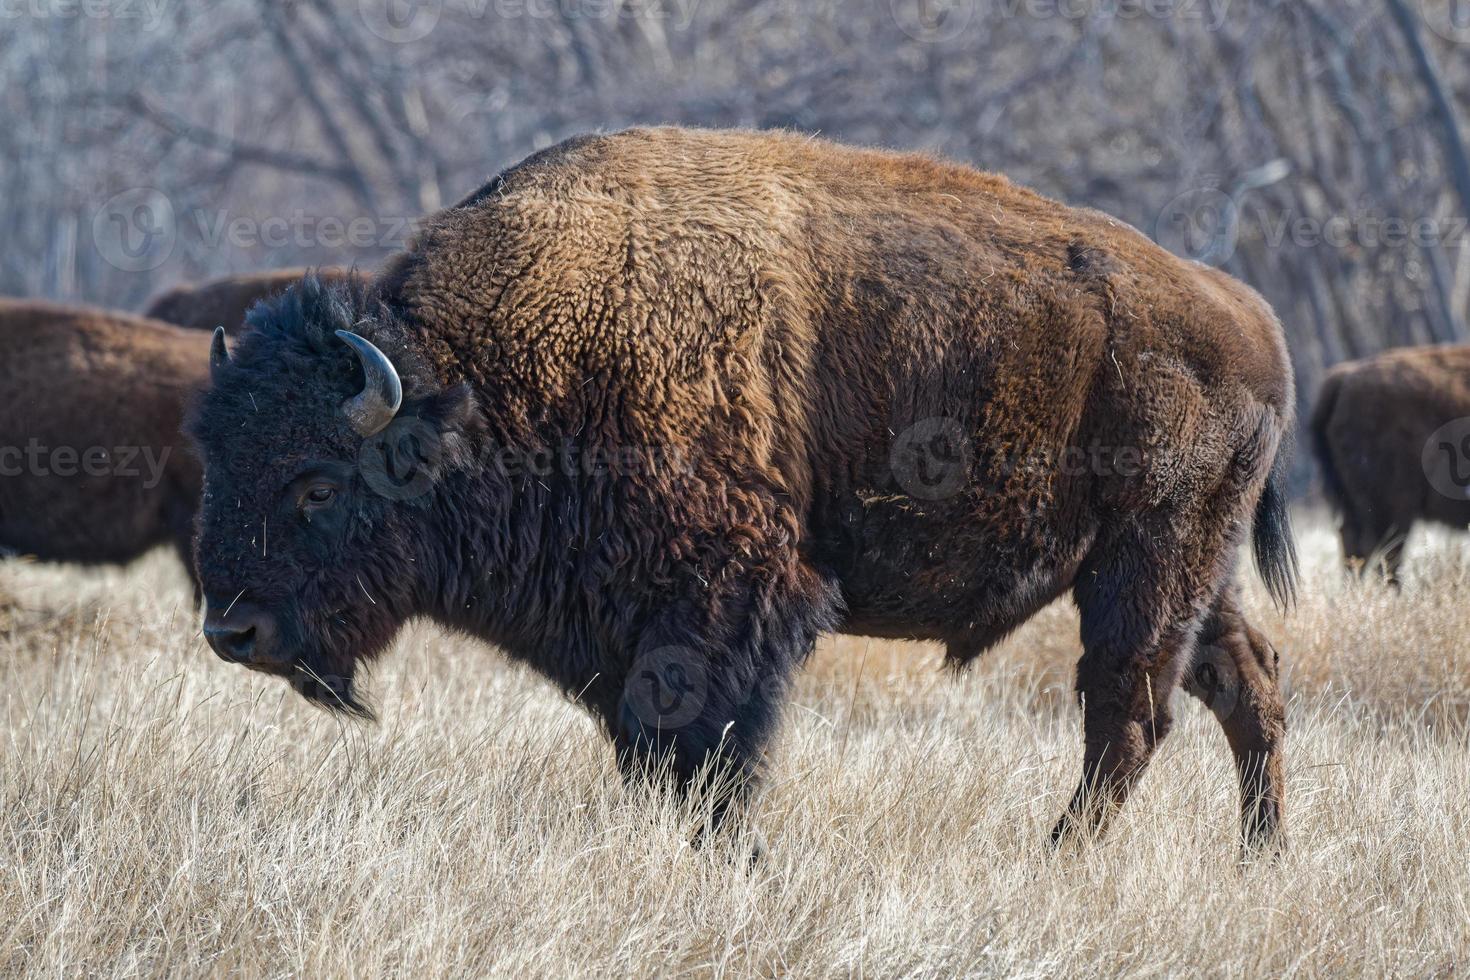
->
xmin=1340 ymin=515 xmax=1409 ymax=588
xmin=1188 ymin=586 xmax=1287 ymax=856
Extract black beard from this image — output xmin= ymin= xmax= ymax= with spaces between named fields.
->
xmin=290 ymin=662 xmax=375 ymax=720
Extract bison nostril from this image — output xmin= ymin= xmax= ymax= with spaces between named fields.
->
xmin=203 ymin=600 xmax=282 ymax=668
xmin=206 ymin=624 xmax=257 ymax=663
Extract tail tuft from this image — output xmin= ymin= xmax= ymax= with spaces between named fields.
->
xmin=1253 ymin=454 xmax=1299 ymax=611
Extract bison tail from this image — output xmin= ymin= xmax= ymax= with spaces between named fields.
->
xmin=1252 ymin=450 xmax=1299 ymax=612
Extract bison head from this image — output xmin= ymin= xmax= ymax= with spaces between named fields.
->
xmin=189 ymin=275 xmax=479 ymax=717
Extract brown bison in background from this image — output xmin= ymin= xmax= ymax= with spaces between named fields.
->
xmin=143 ymin=267 xmax=360 ymax=334
xmin=191 ymin=127 xmax=1297 ymax=853
xmin=0 ymin=300 xmax=209 ymax=591
xmin=1311 ymin=344 xmax=1470 ymax=583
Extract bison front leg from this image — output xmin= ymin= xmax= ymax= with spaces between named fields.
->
xmin=613 ymin=584 xmax=835 ymax=843
xmin=614 ymin=643 xmax=784 ymax=837
xmin=1049 ymin=626 xmax=1194 ymax=847
xmin=1052 ymin=523 xmax=1210 ymax=846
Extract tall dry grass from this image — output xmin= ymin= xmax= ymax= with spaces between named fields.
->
xmin=1 ymin=515 xmax=1467 ymax=977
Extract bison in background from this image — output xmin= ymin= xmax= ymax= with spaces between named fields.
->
xmin=191 ymin=127 xmax=1297 ymax=854
xmin=0 ymin=301 xmax=209 ymax=592
xmin=143 ymin=267 xmax=360 ymax=334
xmin=1311 ymin=344 xmax=1470 ymax=583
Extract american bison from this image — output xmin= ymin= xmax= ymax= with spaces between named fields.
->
xmin=1311 ymin=344 xmax=1470 ymax=583
xmin=143 ymin=267 xmax=359 ymax=334
xmin=192 ymin=128 xmax=1297 ymax=851
xmin=0 ymin=300 xmax=209 ymax=590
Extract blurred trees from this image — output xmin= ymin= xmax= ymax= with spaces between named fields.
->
xmin=4 ymin=0 xmax=1470 ymax=459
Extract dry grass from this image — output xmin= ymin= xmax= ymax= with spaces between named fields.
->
xmin=2 ymin=515 xmax=1468 ymax=977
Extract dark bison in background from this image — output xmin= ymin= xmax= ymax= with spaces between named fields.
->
xmin=0 ymin=300 xmax=209 ymax=591
xmin=143 ymin=267 xmax=360 ymax=334
xmin=1311 ymin=344 xmax=1470 ymax=583
xmin=192 ymin=127 xmax=1297 ymax=852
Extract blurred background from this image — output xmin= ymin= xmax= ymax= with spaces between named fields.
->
xmin=5 ymin=0 xmax=1470 ymax=488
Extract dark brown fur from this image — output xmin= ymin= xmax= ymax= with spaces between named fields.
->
xmin=143 ymin=268 xmax=360 ymax=334
xmin=1311 ymin=344 xmax=1470 ymax=582
xmin=0 ymin=300 xmax=209 ymax=588
xmin=192 ymin=128 xmax=1297 ymax=851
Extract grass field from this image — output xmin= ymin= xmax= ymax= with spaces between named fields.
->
xmin=2 ymin=515 xmax=1468 ymax=976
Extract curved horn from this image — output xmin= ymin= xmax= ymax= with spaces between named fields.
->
xmin=210 ymin=326 xmax=229 ymax=378
xmin=335 ymin=329 xmax=402 ymax=436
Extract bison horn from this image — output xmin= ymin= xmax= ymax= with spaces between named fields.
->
xmin=335 ymin=329 xmax=402 ymax=436
xmin=210 ymin=326 xmax=229 ymax=377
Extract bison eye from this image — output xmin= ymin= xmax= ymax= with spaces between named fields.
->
xmin=302 ymin=484 xmax=337 ymax=509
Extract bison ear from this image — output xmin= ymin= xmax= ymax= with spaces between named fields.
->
xmin=210 ymin=326 xmax=229 ymax=378
xmin=423 ymin=383 xmax=478 ymax=433
xmin=414 ymin=384 xmax=483 ymax=469
xmin=417 ymin=383 xmax=483 ymax=453
xmin=368 ymin=385 xmax=482 ymax=501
